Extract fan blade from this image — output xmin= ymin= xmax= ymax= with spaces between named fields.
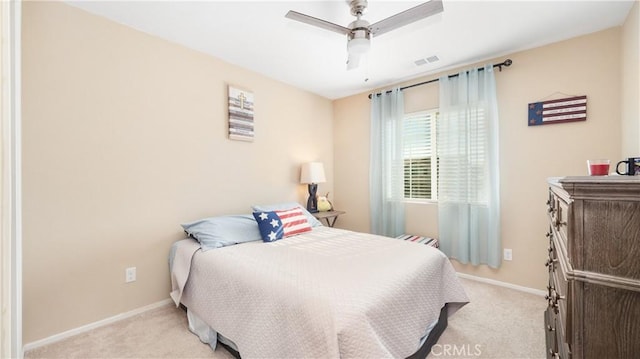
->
xmin=285 ymin=10 xmax=351 ymax=35
xmin=347 ymin=53 xmax=361 ymax=70
xmin=370 ymin=0 xmax=443 ymax=37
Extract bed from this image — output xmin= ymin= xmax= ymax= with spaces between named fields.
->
xmin=170 ymin=204 xmax=469 ymax=358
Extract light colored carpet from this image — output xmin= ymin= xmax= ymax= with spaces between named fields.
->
xmin=436 ymin=278 xmax=546 ymax=358
xmin=24 ymin=278 xmax=546 ymax=358
xmin=24 ymin=303 xmax=234 ymax=359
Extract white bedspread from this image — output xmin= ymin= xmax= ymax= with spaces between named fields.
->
xmin=172 ymin=226 xmax=469 ymax=358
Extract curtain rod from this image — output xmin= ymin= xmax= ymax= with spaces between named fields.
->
xmin=368 ymin=59 xmax=513 ymax=99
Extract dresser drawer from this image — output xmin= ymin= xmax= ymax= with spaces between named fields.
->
xmin=544 ymin=307 xmax=558 ymax=359
xmin=554 ymin=196 xmax=569 ymax=246
xmin=556 ymin=318 xmax=571 ymax=359
xmin=546 ymin=227 xmax=557 ymax=271
xmin=545 ymin=305 xmax=571 ymax=359
xmin=547 ymin=228 xmax=572 ymax=350
xmin=547 ymin=190 xmax=558 ymax=229
xmin=554 ymin=296 xmax=571 ymax=358
xmin=552 ymin=265 xmax=568 ymax=335
xmin=548 ymin=189 xmax=569 ymax=247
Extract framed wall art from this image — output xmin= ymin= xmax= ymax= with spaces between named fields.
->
xmin=528 ymin=95 xmax=587 ymax=126
xmin=228 ymin=85 xmax=254 ymax=141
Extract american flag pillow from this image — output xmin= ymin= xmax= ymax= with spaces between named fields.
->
xmin=253 ymin=208 xmax=312 ymax=242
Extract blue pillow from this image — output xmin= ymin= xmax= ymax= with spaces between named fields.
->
xmin=252 ymin=208 xmax=312 ymax=242
xmin=251 ymin=202 xmax=322 ymax=227
xmin=181 ymin=214 xmax=262 ymax=251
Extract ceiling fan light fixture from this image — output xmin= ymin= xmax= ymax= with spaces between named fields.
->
xmin=286 ymin=0 xmax=444 ymax=70
xmin=347 ymin=29 xmax=370 ymax=55
xmin=348 ymin=37 xmax=370 ymax=55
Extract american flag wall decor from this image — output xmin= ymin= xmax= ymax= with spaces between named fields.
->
xmin=528 ymin=95 xmax=587 ymax=126
xmin=228 ymin=85 xmax=254 ymax=141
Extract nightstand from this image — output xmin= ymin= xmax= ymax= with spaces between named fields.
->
xmin=312 ymin=210 xmax=345 ymax=228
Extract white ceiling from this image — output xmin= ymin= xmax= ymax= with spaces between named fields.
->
xmin=66 ymin=0 xmax=635 ymax=100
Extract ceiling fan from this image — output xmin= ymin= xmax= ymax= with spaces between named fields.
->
xmin=285 ymin=0 xmax=444 ymax=70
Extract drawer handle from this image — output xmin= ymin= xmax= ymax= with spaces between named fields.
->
xmin=550 ymin=293 xmax=565 ymax=310
xmin=545 ymin=292 xmax=556 ymax=305
xmin=546 ymin=325 xmax=555 ymax=332
xmin=553 ymin=291 xmax=563 ymax=301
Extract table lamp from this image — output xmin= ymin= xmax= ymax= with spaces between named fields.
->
xmin=300 ymin=162 xmax=326 ymax=213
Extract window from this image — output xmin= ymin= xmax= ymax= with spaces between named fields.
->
xmin=403 ymin=110 xmax=438 ymax=201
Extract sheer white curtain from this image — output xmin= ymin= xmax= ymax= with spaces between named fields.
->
xmin=370 ymin=88 xmax=405 ymax=237
xmin=437 ymin=65 xmax=501 ymax=268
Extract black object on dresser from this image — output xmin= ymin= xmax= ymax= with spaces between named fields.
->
xmin=545 ymin=176 xmax=640 ymax=359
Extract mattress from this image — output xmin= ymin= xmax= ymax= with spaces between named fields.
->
xmin=171 ymin=226 xmax=469 ymax=358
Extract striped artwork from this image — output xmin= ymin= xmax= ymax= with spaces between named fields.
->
xmin=528 ymin=95 xmax=587 ymax=126
xmin=228 ymin=86 xmax=254 ymax=141
xmin=395 ymin=234 xmax=439 ymax=248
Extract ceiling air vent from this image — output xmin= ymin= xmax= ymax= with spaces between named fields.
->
xmin=414 ymin=59 xmax=428 ymax=66
xmin=426 ymin=55 xmax=439 ymax=63
xmin=414 ymin=55 xmax=439 ymax=66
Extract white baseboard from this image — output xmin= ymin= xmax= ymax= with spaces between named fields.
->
xmin=456 ymin=272 xmax=547 ymax=297
xmin=23 ymin=298 xmax=173 ymax=353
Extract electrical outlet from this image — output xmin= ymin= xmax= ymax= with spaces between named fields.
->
xmin=503 ymin=249 xmax=513 ymax=261
xmin=125 ymin=267 xmax=136 ymax=283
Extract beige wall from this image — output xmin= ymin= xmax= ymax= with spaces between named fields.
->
xmin=334 ymin=27 xmax=627 ymax=290
xmin=22 ymin=2 xmax=333 ymax=343
xmin=621 ymin=1 xmax=640 ymax=156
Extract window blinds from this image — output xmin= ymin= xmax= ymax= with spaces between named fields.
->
xmin=403 ymin=110 xmax=438 ymax=200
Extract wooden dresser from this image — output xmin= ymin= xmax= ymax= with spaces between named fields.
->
xmin=545 ymin=176 xmax=640 ymax=359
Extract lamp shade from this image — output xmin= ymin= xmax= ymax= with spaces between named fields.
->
xmin=300 ymin=162 xmax=326 ymax=184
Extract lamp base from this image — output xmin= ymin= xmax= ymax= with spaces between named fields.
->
xmin=306 ymin=183 xmax=318 ymax=213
